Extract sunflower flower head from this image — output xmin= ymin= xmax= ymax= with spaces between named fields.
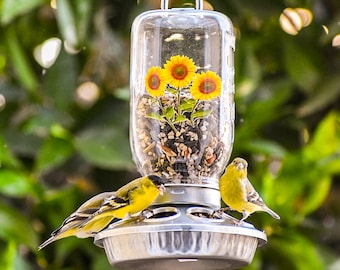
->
xmin=145 ymin=66 xmax=167 ymax=97
xmin=190 ymin=71 xmax=222 ymax=101
xmin=164 ymin=55 xmax=196 ymax=88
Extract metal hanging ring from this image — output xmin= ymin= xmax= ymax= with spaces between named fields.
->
xmin=161 ymin=0 xmax=203 ymax=10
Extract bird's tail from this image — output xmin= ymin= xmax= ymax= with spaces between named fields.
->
xmin=38 ymin=236 xmax=57 ymax=250
xmin=264 ymin=206 xmax=280 ymax=219
xmin=38 ymin=227 xmax=79 ymax=250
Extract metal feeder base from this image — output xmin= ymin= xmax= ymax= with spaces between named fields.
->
xmin=94 ymin=204 xmax=267 ymax=270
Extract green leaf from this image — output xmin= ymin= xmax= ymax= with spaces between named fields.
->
xmin=0 ymin=202 xmax=38 ymax=249
xmin=162 ymin=106 xmax=175 ymax=120
xmin=274 ymin=153 xmax=313 ymax=222
xmin=235 ymin=43 xmax=262 ymax=96
xmin=321 ymin=153 xmax=340 ymax=175
xmin=56 ymin=0 xmax=79 ymax=49
xmin=0 ymin=170 xmax=33 ymax=197
xmin=0 ymin=135 xmax=21 ymax=169
xmin=242 ymin=139 xmax=287 ymax=158
xmin=300 ymin=175 xmax=332 ymax=216
xmin=35 ymin=136 xmax=74 ymax=172
xmin=0 ymin=241 xmax=31 ymax=270
xmin=113 ymin=87 xmax=130 ymax=101
xmin=190 ymin=109 xmax=212 ymax=122
xmin=262 ymin=171 xmax=278 ymax=208
xmin=3 ymin=131 xmax=42 ymax=158
xmin=283 ymin=41 xmax=319 ymax=92
xmin=179 ymin=98 xmax=196 ymax=112
xmin=74 ymin=0 xmax=94 ymax=44
xmin=173 ymin=114 xmax=187 ymax=124
xmin=166 ymin=87 xmax=178 ymax=96
xmin=43 ymin=50 xmax=77 ymax=111
xmin=4 ymin=28 xmax=39 ymax=97
xmin=304 ymin=111 xmax=340 ymax=160
xmin=0 ymin=0 xmax=44 ymax=25
xmin=146 ymin=112 xmax=165 ymax=122
xmin=75 ymin=126 xmax=133 ymax=170
xmin=23 ymin=107 xmax=73 ymax=135
xmin=0 ymin=241 xmax=16 ymax=270
xmin=298 ymin=77 xmax=340 ymax=117
xmin=270 ymin=234 xmax=324 ymax=270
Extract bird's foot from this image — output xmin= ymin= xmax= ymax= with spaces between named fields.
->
xmin=212 ymin=206 xmax=232 ymax=215
xmin=210 ymin=209 xmax=223 ymax=218
xmin=236 ymin=219 xmax=245 ymax=226
xmin=211 ymin=208 xmax=245 ymax=225
xmin=142 ymin=208 xmax=154 ymax=218
xmin=210 ymin=207 xmax=233 ymax=219
xmin=136 ymin=208 xmax=154 ymax=222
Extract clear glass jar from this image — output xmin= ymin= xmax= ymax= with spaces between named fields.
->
xmin=130 ymin=0 xmax=235 ymax=186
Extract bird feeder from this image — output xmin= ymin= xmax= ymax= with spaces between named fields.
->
xmin=95 ymin=1 xmax=267 ymax=269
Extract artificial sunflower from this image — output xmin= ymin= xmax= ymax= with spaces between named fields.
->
xmin=145 ymin=66 xmax=167 ymax=97
xmin=190 ymin=71 xmax=222 ymax=100
xmin=164 ymin=55 xmax=196 ymax=88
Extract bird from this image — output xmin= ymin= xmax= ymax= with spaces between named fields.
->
xmin=39 ymin=175 xmax=165 ymax=249
xmin=79 ymin=174 xmax=166 ymax=225
xmin=219 ymin=157 xmax=280 ymax=224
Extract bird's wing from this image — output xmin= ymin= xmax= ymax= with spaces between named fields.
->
xmin=244 ymin=178 xmax=265 ymax=207
xmin=244 ymin=177 xmax=280 ymax=219
xmin=97 ymin=193 xmax=130 ymax=213
xmin=98 ymin=185 xmax=143 ymax=213
xmin=78 ymin=190 xmax=133 ymax=227
xmin=115 ymin=177 xmax=142 ymax=200
xmin=51 ymin=192 xmax=116 ymax=236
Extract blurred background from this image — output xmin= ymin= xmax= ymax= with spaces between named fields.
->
xmin=0 ymin=0 xmax=339 ymax=269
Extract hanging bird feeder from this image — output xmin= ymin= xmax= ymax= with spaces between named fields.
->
xmin=95 ymin=1 xmax=267 ymax=269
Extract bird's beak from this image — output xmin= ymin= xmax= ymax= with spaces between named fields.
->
xmin=237 ymin=162 xmax=245 ymax=171
xmin=158 ymin=184 xmax=166 ymax=196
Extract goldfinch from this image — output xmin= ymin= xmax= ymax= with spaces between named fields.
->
xmin=219 ymin=157 xmax=280 ymax=223
xmin=39 ymin=175 xmax=165 ymax=249
xmin=79 ymin=174 xmax=165 ymax=226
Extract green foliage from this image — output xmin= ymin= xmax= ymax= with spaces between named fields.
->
xmin=269 ymin=233 xmax=324 ymax=270
xmin=0 ymin=203 xmax=38 ymax=249
xmin=75 ymin=125 xmax=133 ymax=170
xmin=0 ymin=0 xmax=339 ymax=269
xmin=4 ymin=28 xmax=39 ymax=96
xmin=0 ymin=0 xmax=45 ymax=25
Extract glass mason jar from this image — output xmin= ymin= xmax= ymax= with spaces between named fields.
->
xmin=130 ymin=0 xmax=235 ymax=186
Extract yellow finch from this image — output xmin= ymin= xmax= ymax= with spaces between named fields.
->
xmin=219 ymin=157 xmax=280 ymax=223
xmin=39 ymin=175 xmax=165 ymax=249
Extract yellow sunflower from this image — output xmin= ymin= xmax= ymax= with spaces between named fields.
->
xmin=145 ymin=66 xmax=167 ymax=97
xmin=190 ymin=71 xmax=222 ymax=100
xmin=164 ymin=55 xmax=196 ymax=88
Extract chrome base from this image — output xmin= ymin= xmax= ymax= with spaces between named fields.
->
xmin=94 ymin=200 xmax=267 ymax=270
xmin=155 ymin=183 xmax=221 ymax=208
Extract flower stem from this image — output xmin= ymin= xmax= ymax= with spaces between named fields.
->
xmin=166 ymin=118 xmax=179 ymax=134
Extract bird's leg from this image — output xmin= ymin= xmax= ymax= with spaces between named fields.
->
xmin=220 ymin=206 xmax=232 ymax=212
xmin=210 ymin=210 xmax=222 ymax=218
xmin=237 ymin=210 xmax=249 ymax=226
xmin=211 ymin=206 xmax=233 ymax=218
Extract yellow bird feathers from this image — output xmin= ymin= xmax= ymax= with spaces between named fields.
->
xmin=219 ymin=157 xmax=280 ymax=223
xmin=39 ymin=175 xmax=165 ymax=249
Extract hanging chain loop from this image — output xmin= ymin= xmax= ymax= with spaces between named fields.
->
xmin=161 ymin=0 xmax=203 ymax=10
